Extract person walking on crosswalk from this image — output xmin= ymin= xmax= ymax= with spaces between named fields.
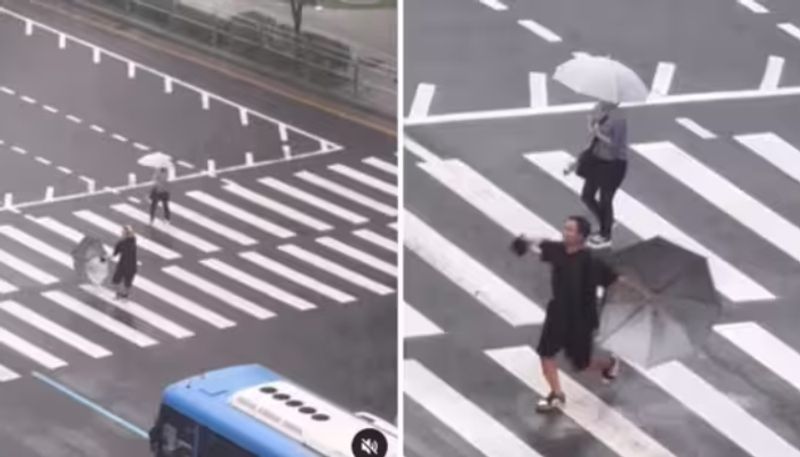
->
xmin=110 ymin=225 xmax=138 ymax=300
xmin=149 ymin=166 xmax=171 ymax=225
xmin=565 ymin=101 xmax=628 ymax=249
xmin=512 ymin=215 xmax=652 ymax=413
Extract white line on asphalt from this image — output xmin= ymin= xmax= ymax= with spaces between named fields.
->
xmin=404 ymin=359 xmax=545 ymax=457
xmin=35 ymin=157 xmax=51 ymax=166
xmin=163 ymin=266 xmax=275 ymax=319
xmin=57 ymin=166 xmax=72 ymax=174
xmin=408 ymin=83 xmax=436 ymax=119
xmin=676 ymin=117 xmax=716 ymax=139
xmin=0 ymin=300 xmax=111 ymax=359
xmin=240 ymin=251 xmax=356 ymax=303
xmin=112 ymin=134 xmax=128 ymax=143
xmin=167 ymin=202 xmax=256 ymax=245
xmin=0 ymin=325 xmax=67 ymax=369
xmin=760 ymin=56 xmax=784 ymax=91
xmin=134 ymin=276 xmax=235 ymax=329
xmin=488 ymin=347 xmax=678 ymax=457
xmin=778 ymin=23 xmax=800 ymax=41
xmin=81 ymin=285 xmax=194 ymax=339
xmin=3 ymin=193 xmax=12 ymax=208
xmin=33 ymin=216 xmax=111 ymax=255
xmin=20 ymin=95 xmax=36 ymax=104
xmin=259 ymin=177 xmax=368 ymax=224
xmin=111 ymin=204 xmax=220 ymax=253
xmin=90 ymin=125 xmax=105 ymax=133
xmin=526 ymin=151 xmax=774 ymax=302
xmin=177 ymin=160 xmax=194 ymax=169
xmin=403 ymin=301 xmax=444 ymax=338
xmin=0 ymin=87 xmax=14 ymax=96
xmin=388 ymin=222 xmax=397 ymax=230
xmin=282 ymin=144 xmax=292 ymax=160
xmin=201 ymin=258 xmax=316 ymax=310
xmin=316 ymin=237 xmax=397 ymax=276
xmin=0 ymin=225 xmax=72 ymax=267
xmin=279 ymin=123 xmax=289 ymax=143
xmin=649 ymin=62 xmax=676 ymax=99
xmin=716 ymin=322 xmax=800 ymax=393
xmin=128 ymin=197 xmax=140 ymax=204
xmin=478 ymin=0 xmax=508 ymax=11
xmin=296 ymin=171 xmax=397 ymax=216
xmin=529 ymin=72 xmax=548 ymax=107
xmin=517 ymin=19 xmax=562 ymax=43
xmin=328 ymin=164 xmax=397 ymax=196
xmin=133 ymin=142 xmax=150 ymax=151
xmin=362 ymin=157 xmax=397 ymax=175
xmin=43 ymin=105 xmax=58 ymax=114
xmin=405 ymin=210 xmax=544 ymax=325
xmin=74 ymin=210 xmax=181 ymax=260
xmin=633 ymin=141 xmax=800 ymax=265
xmin=279 ymin=244 xmax=394 ymax=295
xmin=43 ymin=290 xmax=157 ymax=347
xmin=0 ymin=248 xmax=58 ymax=285
xmin=354 ymin=229 xmax=396 ymax=252
xmin=186 ymin=191 xmax=295 ymax=238
xmin=0 ymin=277 xmax=17 ymax=294
xmin=11 ymin=146 xmax=26 ymax=155
xmin=79 ymin=176 xmax=96 ymax=193
xmin=739 ymin=0 xmax=769 ymax=14
xmin=66 ymin=115 xmax=82 ymax=124
xmin=222 ymin=182 xmax=333 ymax=231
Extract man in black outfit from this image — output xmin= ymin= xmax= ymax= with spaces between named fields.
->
xmin=515 ymin=215 xmax=651 ymax=412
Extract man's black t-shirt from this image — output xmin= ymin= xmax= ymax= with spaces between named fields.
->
xmin=539 ymin=241 xmax=618 ymax=331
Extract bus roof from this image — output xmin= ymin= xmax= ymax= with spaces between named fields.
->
xmin=162 ymin=364 xmax=319 ymax=457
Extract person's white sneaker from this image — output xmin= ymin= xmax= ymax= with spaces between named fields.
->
xmin=588 ymin=234 xmax=612 ymax=249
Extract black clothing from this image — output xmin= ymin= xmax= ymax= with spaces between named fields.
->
xmin=111 ymin=237 xmax=137 ymax=288
xmin=536 ymin=241 xmax=618 ymax=370
xmin=150 ymin=189 xmax=171 ymax=221
xmin=581 ymin=159 xmax=627 ymax=238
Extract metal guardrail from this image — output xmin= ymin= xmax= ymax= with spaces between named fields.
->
xmin=75 ymin=0 xmax=397 ymax=117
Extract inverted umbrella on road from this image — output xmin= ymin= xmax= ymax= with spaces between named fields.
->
xmin=554 ymin=53 xmax=649 ymax=103
xmin=71 ymin=236 xmax=110 ymax=286
xmin=595 ymin=236 xmax=722 ymax=368
xmin=137 ymin=152 xmax=173 ymax=169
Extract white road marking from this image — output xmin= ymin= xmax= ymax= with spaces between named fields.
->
xmin=405 ymin=210 xmax=544 ymax=325
xmin=11 ymin=146 xmax=26 ymax=155
xmin=222 ymin=182 xmax=333 ymax=231
xmin=526 ymin=151 xmax=774 ymax=302
xmin=405 ymin=136 xmax=442 ymax=163
xmin=354 ymin=229 xmax=397 ymax=252
xmin=404 ymin=302 xmax=444 ymax=338
xmin=296 ymin=171 xmax=397 ymax=216
xmin=362 ymin=157 xmax=397 ymax=175
xmin=45 ymin=186 xmax=54 ymax=201
xmin=0 ymin=248 xmax=58 ymax=285
xmin=778 ymin=23 xmax=800 ymax=41
xmin=21 ymin=95 xmax=36 ymax=104
xmin=81 ymin=285 xmax=194 ymax=339
xmin=111 ymin=203 xmax=220 ymax=253
xmin=73 ymin=210 xmax=181 ymax=260
xmin=206 ymin=160 xmax=216 ymax=176
xmin=316 ymin=237 xmax=397 ymax=276
xmin=163 ymin=266 xmax=275 ymax=319
xmin=43 ymin=290 xmax=157 ymax=347
xmin=282 ymin=144 xmax=292 ymax=159
xmin=112 ymin=134 xmax=128 ymax=143
xmin=478 ymin=0 xmax=507 ymax=11
xmin=328 ymin=164 xmax=397 ymax=196
xmin=279 ymin=123 xmax=289 ymax=142
xmin=80 ymin=176 xmax=95 ymax=193
xmin=164 ymin=77 xmax=173 ymax=94
xmin=66 ymin=115 xmax=82 ymax=124
xmin=760 ymin=55 xmax=784 ymax=90
xmin=167 ymin=202 xmax=256 ymax=245
xmin=0 ymin=300 xmax=111 ymax=359
xmin=676 ymin=117 xmax=716 ymax=139
xmin=388 ymin=222 xmax=397 ymax=230
xmin=0 ymin=225 xmax=72 ymax=267
xmin=43 ymin=105 xmax=58 ymax=114
xmin=134 ymin=276 xmax=235 ymax=329
xmin=201 ymin=92 xmax=209 ymax=110
xmin=177 ymin=160 xmax=194 ymax=169
xmin=0 ymin=278 xmax=17 ymax=294
xmin=92 ymin=47 xmax=101 ymax=64
xmin=133 ymin=142 xmax=150 ymax=151
xmin=3 ymin=193 xmax=11 ymax=208
xmin=240 ymin=108 xmax=249 ymax=126
xmin=201 ymin=259 xmax=316 ymax=311
xmin=186 ymin=191 xmax=294 ymax=238
xmin=259 ymin=177 xmax=368 ymax=224
xmin=740 ymin=0 xmax=769 ymax=14
xmin=404 ymin=359 xmax=545 ymax=457
xmin=529 ymin=72 xmax=548 ymax=107
xmin=90 ymin=125 xmax=105 ymax=133
xmin=0 ymin=87 xmax=15 ymax=96
xmin=279 ymin=244 xmax=394 ymax=295
xmin=488 ymin=347 xmax=678 ymax=457
xmin=33 ymin=217 xmax=113 ymax=256
xmin=517 ymin=19 xmax=562 ymax=43
xmin=409 ymin=83 xmax=436 ymax=119
xmin=58 ymin=33 xmax=66 ymax=49
xmin=0 ymin=325 xmax=67 ymax=369
xmin=633 ymin=141 xmax=800 ymax=265
xmin=24 ymin=19 xmax=32 ymax=35
xmin=127 ymin=62 xmax=136 ymax=79
xmin=240 ymin=251 xmax=355 ymax=303
xmin=735 ymin=132 xmax=800 ymax=185
xmin=35 ymin=157 xmax=51 ymax=166
xmin=649 ymin=62 xmax=676 ymax=99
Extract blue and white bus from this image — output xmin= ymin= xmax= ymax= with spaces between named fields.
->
xmin=148 ymin=364 xmax=397 ymax=457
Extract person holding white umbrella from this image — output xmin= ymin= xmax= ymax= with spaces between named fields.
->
xmin=138 ymin=152 xmax=174 ymax=225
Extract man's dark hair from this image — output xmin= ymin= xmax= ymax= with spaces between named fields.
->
xmin=567 ymin=215 xmax=591 ymax=240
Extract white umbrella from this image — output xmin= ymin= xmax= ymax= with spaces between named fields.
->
xmin=554 ymin=53 xmax=649 ymax=103
xmin=137 ymin=152 xmax=173 ymax=169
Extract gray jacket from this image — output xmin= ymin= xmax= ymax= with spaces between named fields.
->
xmin=592 ymin=110 xmax=628 ymax=161
xmin=152 ymin=169 xmax=170 ymax=193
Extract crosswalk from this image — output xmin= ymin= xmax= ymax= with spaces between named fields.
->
xmin=0 ymin=155 xmax=396 ymax=382
xmin=403 ymin=129 xmax=800 ymax=456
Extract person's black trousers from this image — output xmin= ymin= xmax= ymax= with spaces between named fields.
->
xmin=580 ymin=159 xmax=627 ymax=239
xmin=149 ymin=190 xmax=171 ymax=221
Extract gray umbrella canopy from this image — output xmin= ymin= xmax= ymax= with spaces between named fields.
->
xmin=71 ymin=236 xmax=110 ymax=285
xmin=596 ymin=237 xmax=722 ymax=368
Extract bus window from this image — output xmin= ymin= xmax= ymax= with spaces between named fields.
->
xmin=198 ymin=429 xmax=257 ymax=457
xmin=151 ymin=405 xmax=196 ymax=457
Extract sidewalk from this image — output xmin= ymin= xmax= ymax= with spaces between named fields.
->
xmin=180 ymin=0 xmax=396 ymax=61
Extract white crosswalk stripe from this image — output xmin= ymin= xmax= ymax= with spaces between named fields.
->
xmin=0 ymin=300 xmax=111 ymax=359
xmin=316 ymin=237 xmax=397 ymax=276
xmin=404 ymin=302 xmax=444 ymax=338
xmin=735 ymin=132 xmax=800 ymax=185
xmin=0 ymin=278 xmax=17 ymax=294
xmin=0 ymin=225 xmax=73 ymax=268
xmin=0 ymin=325 xmax=67 ymax=369
xmin=134 ymin=276 xmax=236 ymax=329
xmin=43 ymin=291 xmax=157 ymax=347
xmin=110 ymin=204 xmax=220 ymax=253
xmin=362 ymin=156 xmax=398 ymax=175
xmin=167 ymin=202 xmax=258 ymax=246
xmin=0 ymin=248 xmax=59 ymax=285
xmin=186 ymin=191 xmax=295 ymax=238
xmin=222 ymin=182 xmax=333 ymax=231
xmin=328 ymin=163 xmax=398 ymax=196
xmin=354 ymin=229 xmax=397 ymax=252
xmin=296 ymin=171 xmax=397 ymax=216
xmin=32 ymin=216 xmax=141 ymax=267
xmin=278 ymin=244 xmax=395 ymax=295
xmin=74 ymin=210 xmax=180 ymax=260
xmin=162 ymin=266 xmax=275 ymax=320
xmin=259 ymin=177 xmax=369 ymax=225
xmin=239 ymin=251 xmax=355 ymax=303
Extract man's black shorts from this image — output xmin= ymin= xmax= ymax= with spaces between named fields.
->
xmin=536 ymin=307 xmax=594 ymax=371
